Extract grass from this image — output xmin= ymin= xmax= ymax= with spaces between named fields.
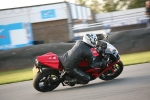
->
xmin=120 ymin=51 xmax=150 ymax=65
xmin=0 ymin=51 xmax=150 ymax=85
xmin=0 ymin=68 xmax=34 ymax=85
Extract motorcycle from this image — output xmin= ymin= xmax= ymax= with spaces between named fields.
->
xmin=32 ymin=40 xmax=124 ymax=92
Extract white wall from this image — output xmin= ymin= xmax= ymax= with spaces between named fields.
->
xmin=72 ymin=4 xmax=92 ymax=20
xmin=0 ymin=3 xmax=67 ymax=24
xmin=29 ymin=3 xmax=67 ymax=23
xmin=0 ymin=2 xmax=92 ymax=25
xmin=0 ymin=9 xmax=29 ymax=24
xmin=70 ymin=3 xmax=78 ymax=19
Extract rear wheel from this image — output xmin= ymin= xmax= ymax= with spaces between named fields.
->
xmin=33 ymin=68 xmax=60 ymax=92
xmin=99 ymin=61 xmax=124 ymax=80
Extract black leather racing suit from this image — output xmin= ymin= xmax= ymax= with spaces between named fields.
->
xmin=60 ymin=40 xmax=102 ymax=83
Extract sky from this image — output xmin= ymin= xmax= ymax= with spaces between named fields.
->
xmin=0 ymin=0 xmax=76 ymax=10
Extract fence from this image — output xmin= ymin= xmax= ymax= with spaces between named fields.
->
xmin=73 ymin=10 xmax=149 ymax=38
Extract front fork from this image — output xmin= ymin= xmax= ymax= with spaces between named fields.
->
xmin=98 ymin=59 xmax=120 ymax=77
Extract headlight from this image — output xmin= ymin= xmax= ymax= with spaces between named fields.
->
xmin=35 ymin=59 xmax=39 ymax=67
xmin=112 ymin=48 xmax=118 ymax=53
xmin=35 ymin=59 xmax=38 ymax=64
xmin=105 ymin=48 xmax=118 ymax=54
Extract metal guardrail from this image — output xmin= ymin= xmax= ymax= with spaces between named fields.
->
xmin=72 ymin=18 xmax=148 ymax=30
xmin=73 ymin=11 xmax=149 ymax=30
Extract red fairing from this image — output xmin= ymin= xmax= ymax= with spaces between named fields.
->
xmin=78 ymin=59 xmax=88 ymax=67
xmin=37 ymin=52 xmax=63 ymax=70
xmin=37 ymin=48 xmax=99 ymax=69
xmin=91 ymin=48 xmax=99 ymax=56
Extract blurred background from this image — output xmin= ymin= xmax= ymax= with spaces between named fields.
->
xmin=0 ymin=0 xmax=150 ymax=71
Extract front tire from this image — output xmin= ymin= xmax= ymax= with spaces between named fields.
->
xmin=99 ymin=60 xmax=124 ymax=80
xmin=33 ymin=68 xmax=60 ymax=92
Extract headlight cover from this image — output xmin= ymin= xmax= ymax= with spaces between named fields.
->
xmin=105 ymin=48 xmax=118 ymax=54
xmin=35 ymin=59 xmax=39 ymax=67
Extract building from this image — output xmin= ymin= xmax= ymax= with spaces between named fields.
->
xmin=0 ymin=2 xmax=93 ymax=50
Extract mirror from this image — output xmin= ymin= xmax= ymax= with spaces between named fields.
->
xmin=96 ymin=40 xmax=107 ymax=49
xmin=101 ymin=42 xmax=107 ymax=49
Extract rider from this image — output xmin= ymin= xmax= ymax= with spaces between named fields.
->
xmin=59 ymin=33 xmax=107 ymax=84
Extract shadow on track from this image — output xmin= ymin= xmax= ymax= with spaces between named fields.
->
xmin=34 ymin=74 xmax=150 ymax=93
xmin=52 ymin=78 xmax=128 ymax=92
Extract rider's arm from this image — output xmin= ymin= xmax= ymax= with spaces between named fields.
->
xmin=86 ymin=52 xmax=102 ymax=68
xmin=86 ymin=50 xmax=105 ymax=68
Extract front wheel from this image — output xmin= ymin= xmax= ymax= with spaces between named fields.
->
xmin=99 ymin=60 xmax=124 ymax=80
xmin=33 ymin=68 xmax=60 ymax=92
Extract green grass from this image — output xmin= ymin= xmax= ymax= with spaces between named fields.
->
xmin=0 ymin=68 xmax=34 ymax=85
xmin=0 ymin=51 xmax=150 ymax=85
xmin=120 ymin=51 xmax=150 ymax=65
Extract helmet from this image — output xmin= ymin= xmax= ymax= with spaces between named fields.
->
xmin=83 ymin=33 xmax=98 ymax=47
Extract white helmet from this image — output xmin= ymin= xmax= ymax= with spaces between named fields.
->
xmin=83 ymin=33 xmax=98 ymax=47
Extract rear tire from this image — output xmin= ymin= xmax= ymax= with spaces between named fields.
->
xmin=33 ymin=68 xmax=60 ymax=92
xmin=99 ymin=61 xmax=124 ymax=80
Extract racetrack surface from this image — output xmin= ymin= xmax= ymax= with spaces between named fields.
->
xmin=0 ymin=63 xmax=150 ymax=100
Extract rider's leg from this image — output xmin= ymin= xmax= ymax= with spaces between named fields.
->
xmin=67 ymin=67 xmax=91 ymax=84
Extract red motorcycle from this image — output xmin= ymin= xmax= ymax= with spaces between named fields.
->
xmin=32 ymin=40 xmax=124 ymax=92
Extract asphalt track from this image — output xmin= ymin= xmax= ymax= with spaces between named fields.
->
xmin=0 ymin=63 xmax=150 ymax=100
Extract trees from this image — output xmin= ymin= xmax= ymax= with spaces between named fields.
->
xmin=126 ymin=0 xmax=148 ymax=9
xmin=75 ymin=0 xmax=126 ymax=13
xmin=102 ymin=0 xmax=123 ymax=12
xmin=75 ymin=0 xmax=149 ymax=13
xmin=75 ymin=0 xmax=102 ymax=13
xmin=104 ymin=0 xmax=149 ymax=10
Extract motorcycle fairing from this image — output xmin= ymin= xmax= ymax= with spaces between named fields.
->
xmin=37 ymin=52 xmax=62 ymax=70
xmin=36 ymin=48 xmax=101 ymax=71
xmin=78 ymin=59 xmax=88 ymax=67
xmin=91 ymin=48 xmax=99 ymax=56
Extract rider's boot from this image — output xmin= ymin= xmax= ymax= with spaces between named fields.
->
xmin=76 ymin=79 xmax=89 ymax=84
xmin=67 ymin=78 xmax=88 ymax=84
